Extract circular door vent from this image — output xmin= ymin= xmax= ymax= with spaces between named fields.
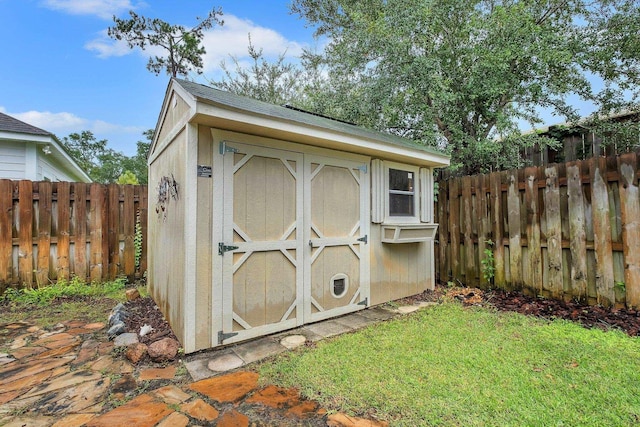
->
xmin=330 ymin=273 xmax=349 ymax=298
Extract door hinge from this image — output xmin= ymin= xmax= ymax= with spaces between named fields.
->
xmin=358 ymin=164 xmax=368 ymax=173
xmin=218 ymin=330 xmax=238 ymax=343
xmin=218 ymin=242 xmax=239 ymax=255
xmin=219 ymin=141 xmax=238 ymax=155
xmin=357 ymin=297 xmax=368 ymax=306
xmin=357 ymin=235 xmax=368 ymax=244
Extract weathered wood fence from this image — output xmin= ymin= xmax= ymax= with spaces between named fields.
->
xmin=0 ymin=180 xmax=148 ymax=292
xmin=435 ymin=153 xmax=640 ymax=308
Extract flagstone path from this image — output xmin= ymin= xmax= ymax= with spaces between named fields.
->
xmin=0 ymin=314 xmax=401 ymax=427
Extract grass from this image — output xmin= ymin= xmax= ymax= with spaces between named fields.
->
xmin=259 ymin=303 xmax=640 ymax=426
xmin=0 ymin=278 xmax=146 ymax=328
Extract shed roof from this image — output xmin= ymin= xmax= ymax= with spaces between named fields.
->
xmin=172 ymin=79 xmax=449 ymax=166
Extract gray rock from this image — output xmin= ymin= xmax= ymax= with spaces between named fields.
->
xmin=108 ymin=303 xmax=128 ymax=327
xmin=107 ymin=322 xmax=126 ymax=339
xmin=114 ymin=333 xmax=139 ymax=347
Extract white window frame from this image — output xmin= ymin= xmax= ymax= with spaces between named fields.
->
xmin=383 ymin=161 xmax=420 ymax=224
xmin=372 ymin=159 xmax=435 ymax=225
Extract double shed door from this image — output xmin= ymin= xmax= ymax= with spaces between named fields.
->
xmin=219 ymin=141 xmax=370 ymax=345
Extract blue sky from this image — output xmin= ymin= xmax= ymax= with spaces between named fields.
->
xmin=0 ymin=0 xmax=317 ymax=156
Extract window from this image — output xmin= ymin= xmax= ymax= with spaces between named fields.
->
xmin=372 ymin=160 xmax=433 ymax=224
xmin=388 ymin=168 xmax=415 ymax=217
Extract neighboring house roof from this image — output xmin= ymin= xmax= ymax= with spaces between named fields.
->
xmin=0 ymin=112 xmax=92 ymax=182
xmin=162 ymin=78 xmax=449 ymax=167
xmin=0 ymin=112 xmax=51 ymax=136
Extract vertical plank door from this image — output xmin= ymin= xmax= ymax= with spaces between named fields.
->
xmin=219 ymin=142 xmax=304 ymax=345
xmin=305 ymin=154 xmax=370 ymax=323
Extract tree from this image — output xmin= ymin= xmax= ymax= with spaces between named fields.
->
xmin=61 ymin=130 xmax=152 ymax=184
xmin=211 ymin=36 xmax=305 ymax=105
xmin=108 ymin=8 xmax=224 ymax=77
xmin=291 ymin=0 xmax=640 ymax=174
xmin=116 ymin=170 xmax=140 ymax=185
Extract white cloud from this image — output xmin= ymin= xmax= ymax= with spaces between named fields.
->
xmin=85 ymin=13 xmax=307 ymax=71
xmin=85 ymin=30 xmax=132 ymax=58
xmin=201 ymin=15 xmax=306 ymax=73
xmin=40 ymin=0 xmax=139 ymax=20
xmin=0 ymin=107 xmax=144 ymax=138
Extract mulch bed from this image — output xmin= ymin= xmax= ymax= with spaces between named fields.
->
xmin=123 ymin=296 xmax=179 ymax=345
xmin=123 ymin=286 xmax=640 ymax=346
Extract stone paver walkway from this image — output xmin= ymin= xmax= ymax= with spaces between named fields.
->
xmin=0 ymin=302 xmax=436 ymax=426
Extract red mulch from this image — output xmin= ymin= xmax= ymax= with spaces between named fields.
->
xmin=123 ymin=296 xmax=179 ymax=345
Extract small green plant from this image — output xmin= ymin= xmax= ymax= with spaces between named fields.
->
xmin=2 ymin=277 xmax=126 ymax=306
xmin=615 ymin=281 xmax=626 ymax=292
xmin=481 ymin=240 xmax=495 ymax=283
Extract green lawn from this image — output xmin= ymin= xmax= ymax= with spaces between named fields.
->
xmin=259 ymin=303 xmax=640 ymax=426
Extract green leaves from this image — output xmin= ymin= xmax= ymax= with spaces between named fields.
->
xmin=108 ymin=8 xmax=224 ymax=77
xmin=291 ymin=0 xmax=640 ymax=175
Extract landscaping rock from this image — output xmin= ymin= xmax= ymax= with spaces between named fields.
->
xmin=108 ymin=303 xmax=128 ymax=327
xmin=147 ymin=338 xmax=180 ymax=362
xmin=125 ymin=289 xmax=140 ymax=301
xmin=107 ymin=322 xmax=126 ymax=339
xmin=114 ymin=333 xmax=139 ymax=347
xmin=125 ymin=343 xmax=148 ymax=364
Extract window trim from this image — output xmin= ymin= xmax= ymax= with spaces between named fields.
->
xmin=383 ymin=161 xmax=420 ymax=224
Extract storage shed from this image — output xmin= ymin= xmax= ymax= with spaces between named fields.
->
xmin=148 ymin=78 xmax=450 ymax=354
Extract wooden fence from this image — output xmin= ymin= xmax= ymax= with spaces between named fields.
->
xmin=0 ymin=180 xmax=148 ymax=293
xmin=435 ymin=153 xmax=640 ymax=308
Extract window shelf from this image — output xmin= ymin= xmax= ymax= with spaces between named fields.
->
xmin=381 ymin=224 xmax=438 ymax=244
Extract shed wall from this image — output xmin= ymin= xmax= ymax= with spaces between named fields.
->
xmin=148 ymin=129 xmax=188 ymax=345
xmin=195 ymin=125 xmax=214 ymax=350
xmin=156 ymin=93 xmax=191 ymax=150
xmin=369 ymin=224 xmax=433 ymax=305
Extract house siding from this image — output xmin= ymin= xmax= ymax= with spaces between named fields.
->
xmin=0 ymin=141 xmax=26 ymax=179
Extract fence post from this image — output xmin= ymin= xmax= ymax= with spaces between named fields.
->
xmin=617 ymin=152 xmax=640 ymax=308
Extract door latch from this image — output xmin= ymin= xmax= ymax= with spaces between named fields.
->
xmin=218 ymin=242 xmax=239 ymax=255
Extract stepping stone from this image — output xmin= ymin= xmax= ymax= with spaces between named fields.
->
xmin=156 ymin=412 xmax=189 ymax=427
xmin=34 ymin=377 xmax=111 ymax=414
xmin=287 ymin=400 xmax=322 ymax=419
xmin=85 ymin=394 xmax=172 ymax=427
xmin=334 ymin=313 xmax=378 ymax=330
xmin=207 ymin=353 xmax=244 ymax=372
xmin=1 ymin=416 xmax=55 ymax=427
xmin=138 ymin=366 xmax=176 ymax=381
xmin=151 ymin=385 xmax=191 ymax=405
xmin=180 ymin=398 xmax=219 ymax=421
xmin=0 ymin=356 xmax=15 ymax=366
xmin=280 ymin=335 xmax=306 ymax=349
xmin=52 ymin=413 xmax=96 ymax=427
xmin=20 ymin=370 xmax=102 ymax=400
xmin=89 ymin=356 xmax=134 ymax=375
xmin=358 ymin=307 xmax=397 ymax=321
xmin=304 ymin=320 xmax=353 ymax=339
xmin=31 ymin=333 xmax=76 ymax=348
xmin=83 ymin=322 xmax=105 ymax=330
xmin=418 ymin=301 xmax=438 ymax=308
xmin=189 ymin=371 xmax=259 ymax=403
xmin=328 ymin=413 xmax=389 ymax=427
xmin=246 ymin=385 xmax=301 ymax=409
xmin=217 ymin=410 xmax=249 ymax=427
xmin=396 ymin=305 xmax=420 ymax=314
xmin=0 ymin=356 xmax=72 ymax=386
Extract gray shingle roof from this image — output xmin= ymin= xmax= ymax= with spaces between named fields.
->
xmin=0 ymin=112 xmax=51 ymax=136
xmin=174 ymin=79 xmax=447 ymax=157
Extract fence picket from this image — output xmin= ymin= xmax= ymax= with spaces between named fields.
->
xmin=36 ymin=181 xmax=52 ymax=286
xmin=462 ymin=176 xmax=476 ymax=286
xmin=544 ymin=165 xmax=563 ymax=298
xmin=18 ymin=180 xmax=33 ymax=287
xmin=56 ymin=182 xmax=71 ymax=280
xmin=506 ymin=170 xmax=522 ymax=289
xmin=589 ymin=157 xmax=615 ymax=306
xmin=449 ymin=179 xmax=461 ymax=281
xmin=617 ymin=153 xmax=640 ymax=308
xmin=489 ymin=172 xmax=506 ymax=287
xmin=0 ymin=180 xmax=12 ymax=288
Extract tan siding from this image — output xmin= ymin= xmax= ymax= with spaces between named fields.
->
xmin=370 ymin=224 xmax=430 ymax=305
xmin=148 ymin=129 xmax=187 ymax=346
xmin=156 ymin=93 xmax=190 ymax=146
xmin=195 ymin=126 xmax=213 ymax=350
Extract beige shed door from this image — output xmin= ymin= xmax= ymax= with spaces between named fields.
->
xmin=219 ymin=143 xmax=369 ymax=345
xmin=220 ymin=142 xmax=304 ymax=344
xmin=304 ymin=154 xmax=370 ymax=323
